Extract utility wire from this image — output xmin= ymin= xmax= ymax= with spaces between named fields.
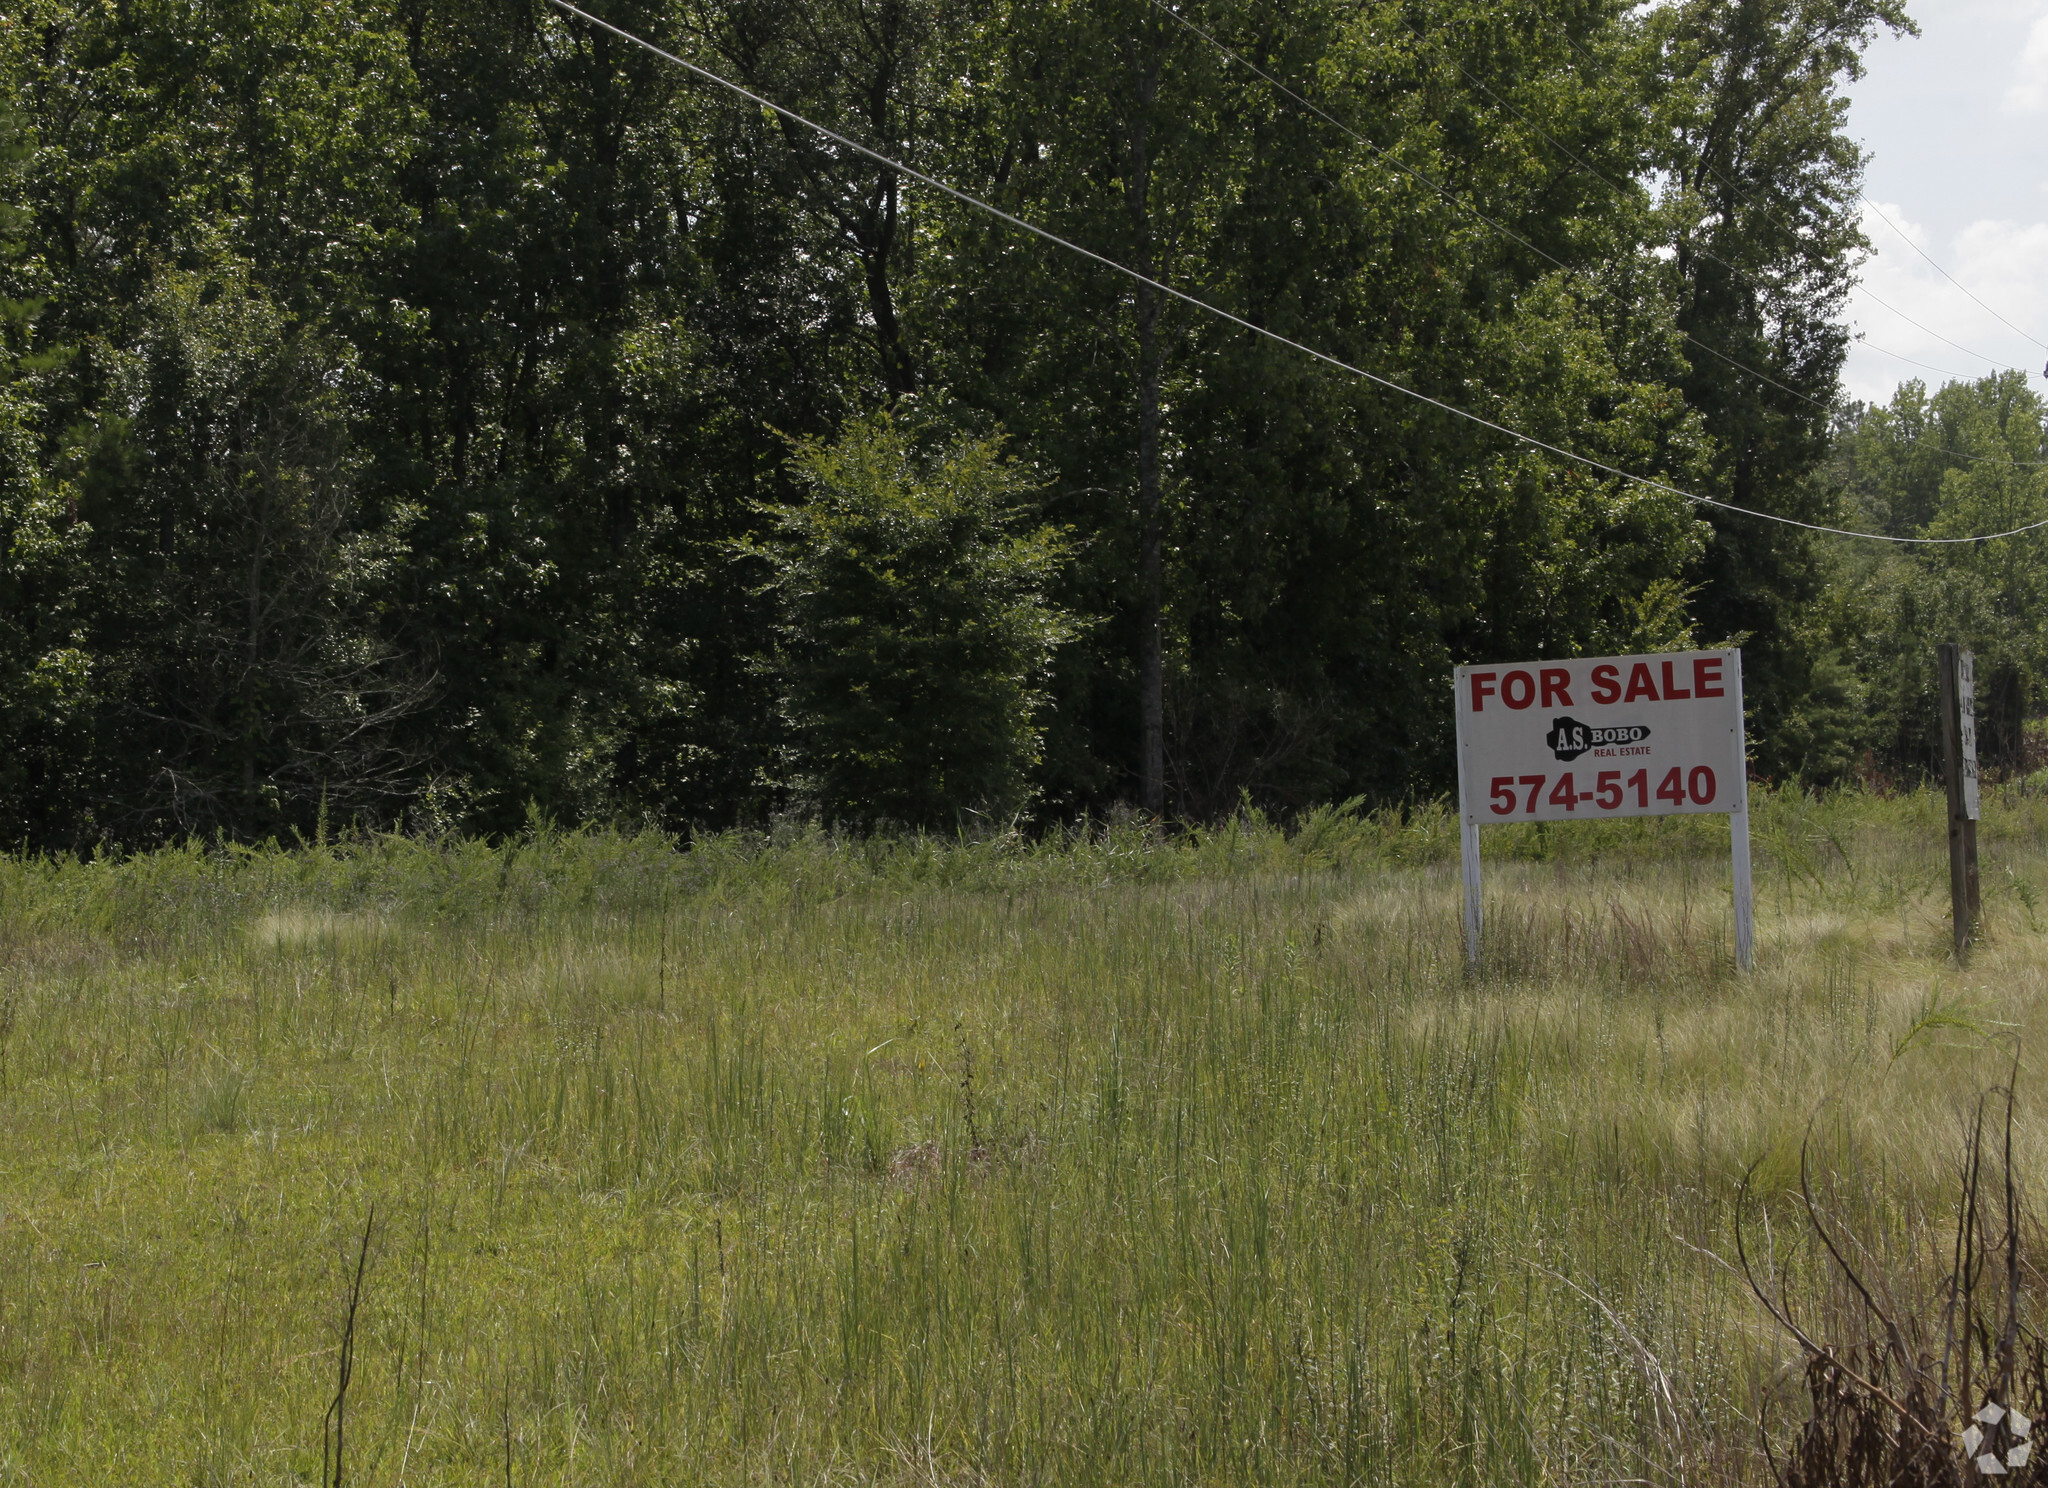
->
xmin=1851 ymin=274 xmax=2031 ymax=373
xmin=548 ymin=0 xmax=2048 ymax=547
xmin=1858 ymin=339 xmax=1969 ymax=381
xmin=1858 ymin=193 xmax=2048 ymax=353
xmin=1141 ymin=1 xmax=1846 ymax=421
xmin=1161 ymin=0 xmax=2042 ymax=469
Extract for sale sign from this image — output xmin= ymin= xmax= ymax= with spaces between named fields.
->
xmin=1454 ymin=649 xmax=1747 ymax=823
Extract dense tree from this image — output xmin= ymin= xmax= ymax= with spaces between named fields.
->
xmin=927 ymin=0 xmax=1715 ymax=811
xmin=1639 ymin=0 xmax=1913 ymax=777
xmin=1822 ymin=373 xmax=2048 ymax=781
xmin=0 ymin=0 xmax=1922 ymax=844
xmin=0 ymin=97 xmax=90 ymax=844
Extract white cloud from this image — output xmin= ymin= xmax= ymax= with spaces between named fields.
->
xmin=1952 ymin=217 xmax=2048 ymax=318
xmin=2005 ymin=14 xmax=2048 ymax=113
xmin=1838 ymin=1 xmax=2048 ymax=403
xmin=1841 ymin=202 xmax=2048 ymax=406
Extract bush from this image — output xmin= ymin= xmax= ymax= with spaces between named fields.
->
xmin=765 ymin=407 xmax=1075 ymax=828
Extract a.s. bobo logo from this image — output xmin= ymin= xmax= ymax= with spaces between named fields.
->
xmin=1544 ymin=716 xmax=1651 ymax=762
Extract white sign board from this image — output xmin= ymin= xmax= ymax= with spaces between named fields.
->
xmin=1452 ymin=648 xmax=1753 ymax=970
xmin=1454 ymin=650 xmax=1747 ymax=822
xmin=1959 ymin=650 xmax=1981 ymax=821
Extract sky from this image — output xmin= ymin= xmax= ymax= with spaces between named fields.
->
xmin=1839 ymin=0 xmax=2048 ymax=405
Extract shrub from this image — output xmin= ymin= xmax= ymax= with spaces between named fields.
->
xmin=765 ymin=407 xmax=1075 ymax=828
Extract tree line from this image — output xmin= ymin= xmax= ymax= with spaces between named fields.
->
xmin=9 ymin=0 xmax=2030 ymax=849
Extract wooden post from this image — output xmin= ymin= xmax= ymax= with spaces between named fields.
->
xmin=1938 ymin=643 xmax=1983 ymax=962
xmin=1454 ymin=678 xmax=1482 ymax=972
xmin=1729 ymin=651 xmax=1754 ymax=972
xmin=1460 ymin=812 xmax=1482 ymax=973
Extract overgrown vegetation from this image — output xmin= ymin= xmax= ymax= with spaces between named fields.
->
xmin=1 ymin=787 xmax=2044 ymax=1484
xmin=1749 ymin=1086 xmax=2048 ymax=1487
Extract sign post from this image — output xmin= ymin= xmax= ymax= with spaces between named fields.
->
xmin=1937 ymin=643 xmax=1982 ymax=963
xmin=1454 ymin=648 xmax=1753 ymax=973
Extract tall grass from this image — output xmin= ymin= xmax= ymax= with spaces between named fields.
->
xmin=0 ymin=788 xmax=2042 ymax=1485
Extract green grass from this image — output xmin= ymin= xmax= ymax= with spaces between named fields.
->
xmin=0 ymin=790 xmax=2043 ymax=1486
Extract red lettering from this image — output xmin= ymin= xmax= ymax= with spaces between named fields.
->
xmin=1590 ymin=664 xmax=1622 ymax=704
xmin=1470 ymin=671 xmax=1498 ymax=712
xmin=1656 ymin=767 xmax=1685 ymax=805
xmin=1623 ymin=663 xmax=1659 ymax=703
xmin=1693 ymin=657 xmax=1724 ymax=698
xmin=1660 ymin=660 xmax=1691 ymax=700
xmin=1539 ymin=668 xmax=1573 ymax=708
xmin=1502 ymin=670 xmax=1536 ymax=710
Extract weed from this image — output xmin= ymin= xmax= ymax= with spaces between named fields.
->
xmin=1741 ymin=1084 xmax=2046 ymax=1487
xmin=322 ymin=1207 xmax=375 ymax=1488
xmin=187 ymin=1058 xmax=248 ymax=1136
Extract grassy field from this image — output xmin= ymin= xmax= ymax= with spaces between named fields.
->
xmin=0 ymin=790 xmax=2043 ymax=1486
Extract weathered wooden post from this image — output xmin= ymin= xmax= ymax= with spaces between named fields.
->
xmin=1936 ymin=643 xmax=1982 ymax=963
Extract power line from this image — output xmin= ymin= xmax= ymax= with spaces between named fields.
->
xmin=1158 ymin=0 xmax=2044 ymax=471
xmin=548 ymin=0 xmax=2048 ymax=548
xmin=1859 ymin=194 xmax=2048 ymax=353
xmin=1856 ymin=337 xmax=1969 ymax=382
xmin=1388 ymin=9 xmax=2048 ymax=487
xmin=1851 ymin=278 xmax=2030 ymax=374
xmin=1656 ymin=147 xmax=2048 ymax=393
xmin=1668 ymin=159 xmax=2035 ymax=378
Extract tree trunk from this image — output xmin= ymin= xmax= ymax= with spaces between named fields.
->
xmin=245 ymin=489 xmax=266 ymax=812
xmin=1136 ymin=285 xmax=1163 ymax=817
xmin=865 ymin=171 xmax=917 ymax=398
xmin=1127 ymin=30 xmax=1164 ymax=818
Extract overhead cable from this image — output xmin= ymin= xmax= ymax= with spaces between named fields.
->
xmin=1852 ymin=277 xmax=2031 ymax=374
xmin=1858 ymin=339 xmax=1969 ymax=381
xmin=1395 ymin=21 xmax=2029 ymax=389
xmin=1858 ymin=194 xmax=2048 ymax=353
xmin=549 ymin=0 xmax=2048 ymax=547
xmin=1139 ymin=2 xmax=1843 ymax=416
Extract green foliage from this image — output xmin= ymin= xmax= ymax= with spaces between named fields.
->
xmin=73 ymin=269 xmax=427 ymax=838
xmin=1641 ymin=0 xmax=1914 ymax=781
xmin=1823 ymin=373 xmax=2048 ymax=781
xmin=917 ymin=0 xmax=1732 ymax=810
xmin=0 ymin=0 xmax=1913 ymax=838
xmin=0 ymin=96 xmax=90 ymax=844
xmin=767 ymin=408 xmax=1074 ymax=827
